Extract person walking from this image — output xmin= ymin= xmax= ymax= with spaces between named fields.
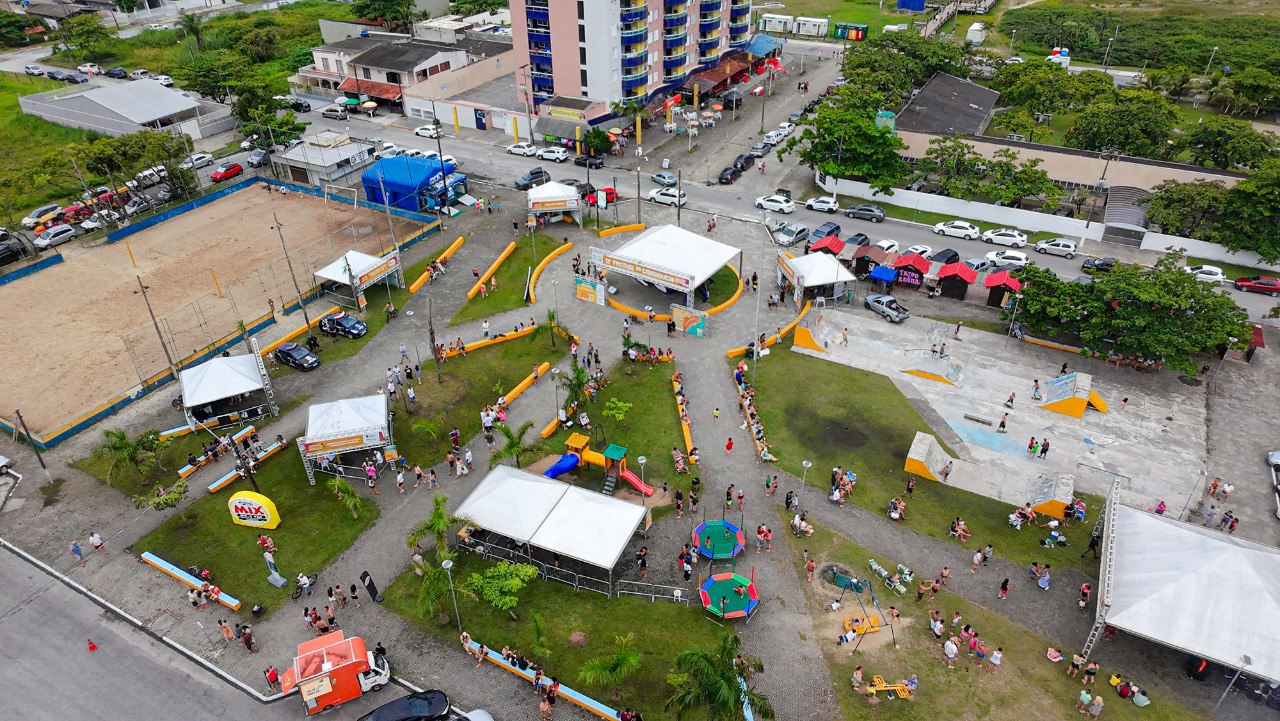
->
xmin=1076 ymin=688 xmax=1093 ymax=714
xmin=219 ymin=619 xmax=235 ymax=645
xmin=1005 ymin=392 xmax=1016 ymax=408
xmin=998 ymin=578 xmax=1009 ymax=600
xmin=953 ymin=322 xmax=962 ymax=339
xmin=88 ymin=532 xmax=106 ymax=555
xmin=264 ymin=666 xmax=281 ymax=692
xmin=805 ymin=557 xmax=816 ymax=582
xmin=725 ymin=437 xmax=734 ymax=455
xmin=970 ymin=550 xmax=983 ymax=574
xmin=70 ymin=540 xmax=85 ymax=565
xmin=1039 ymin=439 xmax=1051 ymax=458
xmin=1038 ymin=565 xmax=1052 ymax=592
xmin=982 ymin=544 xmax=993 ymax=566
xmin=1203 ymin=505 xmax=1217 ymax=527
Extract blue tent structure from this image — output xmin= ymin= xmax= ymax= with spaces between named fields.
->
xmin=361 ymin=156 xmax=468 ymax=213
xmin=869 ymin=265 xmax=899 ymax=283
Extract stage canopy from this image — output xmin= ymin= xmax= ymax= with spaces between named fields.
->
xmin=1100 ymin=505 xmax=1280 ymax=682
xmin=527 ymin=181 xmax=581 ymax=212
xmin=600 ymin=224 xmax=740 ymax=294
xmin=299 ymin=394 xmax=389 ymax=457
xmin=784 ymin=252 xmax=856 ymax=288
xmin=314 ymin=250 xmax=400 ymax=292
xmin=456 ymin=465 xmax=646 ymax=571
xmin=180 ymin=355 xmax=264 ymax=407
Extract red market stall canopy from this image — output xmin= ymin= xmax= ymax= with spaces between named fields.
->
xmin=983 ymin=270 xmax=1022 ymax=292
xmin=937 ymin=262 xmax=977 ymax=284
xmin=809 ymin=235 xmax=844 ymax=255
xmin=893 ymin=253 xmax=931 ymax=274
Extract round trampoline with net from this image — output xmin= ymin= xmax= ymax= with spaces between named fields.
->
xmin=699 ymin=571 xmax=759 ymax=620
xmin=692 ymin=519 xmax=745 ymax=560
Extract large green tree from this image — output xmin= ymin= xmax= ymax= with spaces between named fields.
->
xmin=1178 ymin=115 xmax=1278 ymax=170
xmin=1071 ymin=69 xmax=1116 ymax=105
xmin=989 ymin=59 xmax=1075 ymax=111
xmin=350 ymin=0 xmax=414 ymax=28
xmin=59 ymin=14 xmax=109 ymax=59
xmin=983 ymin=148 xmax=1061 ymax=208
xmin=74 ymin=131 xmax=195 ymax=191
xmin=843 ymin=31 xmax=967 ymax=88
xmin=913 ymin=135 xmax=986 ymax=200
xmin=174 ymin=50 xmax=250 ymax=104
xmin=1212 ymin=158 xmax=1280 ymax=261
xmin=1142 ymin=179 xmax=1228 ymax=239
xmin=1065 ymin=89 xmax=1178 ymax=157
xmin=786 ymin=90 xmax=906 ymax=194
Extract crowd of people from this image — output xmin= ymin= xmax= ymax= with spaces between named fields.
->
xmin=732 ymin=360 xmax=776 ymax=461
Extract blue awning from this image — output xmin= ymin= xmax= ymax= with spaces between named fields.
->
xmin=747 ymin=35 xmax=785 ymax=57
xmin=869 ymin=265 xmax=899 ymax=283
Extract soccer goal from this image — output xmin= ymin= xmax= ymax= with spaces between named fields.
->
xmin=324 ymin=184 xmax=359 ymax=208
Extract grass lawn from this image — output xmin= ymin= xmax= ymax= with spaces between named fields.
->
xmin=780 ymin=0 xmax=929 ymax=39
xmin=131 ymin=429 xmax=377 ymax=617
xmin=744 ymin=346 xmax=1099 ymax=571
xmin=384 ymin=553 xmax=729 ymax=720
xmin=700 ymin=265 xmax=740 ymax=310
xmin=450 ymin=231 xmax=561 ymax=326
xmin=0 ymin=73 xmax=103 ymax=215
xmin=1187 ymin=256 xmax=1270 ymax=281
xmin=790 ymin=514 xmax=1209 ymax=721
xmin=548 ymin=360 xmax=688 ymax=497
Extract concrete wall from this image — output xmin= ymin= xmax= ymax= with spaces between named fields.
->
xmin=1141 ymin=232 xmax=1280 ymax=273
xmin=402 ymin=50 xmax=515 ymax=101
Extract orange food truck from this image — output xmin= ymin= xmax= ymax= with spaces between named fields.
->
xmin=280 ymin=631 xmax=392 ymax=714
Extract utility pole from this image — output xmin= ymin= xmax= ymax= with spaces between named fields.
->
xmin=430 ymin=99 xmax=448 ymax=231
xmin=375 ymin=172 xmax=406 ymax=288
xmin=635 ymin=166 xmax=641 ymax=224
xmin=427 ymin=297 xmax=443 ymax=384
xmin=13 ymin=409 xmax=50 ymax=479
xmin=676 ymin=169 xmax=682 ymax=227
xmin=135 ymin=276 xmax=179 ymax=382
xmin=1102 ymin=24 xmax=1120 ymax=71
xmin=272 ymin=213 xmax=315 ymax=342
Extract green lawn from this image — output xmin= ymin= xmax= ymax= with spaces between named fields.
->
xmin=1187 ymin=256 xmax=1270 ymax=281
xmin=780 ymin=0 xmax=929 ymax=39
xmin=700 ymin=265 xmax=740 ymax=309
xmin=131 ymin=437 xmax=378 ymax=617
xmin=792 ymin=514 xmax=1209 ymax=721
xmin=385 ymin=553 xmax=729 ymax=720
xmin=745 ymin=346 xmax=1098 ymax=571
xmin=0 ymin=73 xmax=102 ymax=218
xmin=450 ymin=231 xmax=561 ymax=326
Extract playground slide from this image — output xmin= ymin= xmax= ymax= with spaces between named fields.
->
xmin=543 ymin=453 xmax=581 ymax=479
xmin=619 ymin=469 xmax=654 ymax=497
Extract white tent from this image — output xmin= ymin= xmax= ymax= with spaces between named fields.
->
xmin=455 ymin=465 xmax=647 ymax=571
xmin=299 ymin=394 xmax=389 ymax=457
xmin=180 ymin=355 xmax=264 ymax=407
xmin=527 ymin=181 xmax=581 ymax=211
xmin=1100 ymin=505 xmax=1280 ymax=682
xmin=314 ymin=250 xmax=400 ymax=291
xmin=784 ymin=252 xmax=856 ymax=288
xmin=601 ymin=224 xmax=741 ymax=293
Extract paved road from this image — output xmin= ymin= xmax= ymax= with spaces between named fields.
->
xmin=0 ymin=547 xmax=402 ymax=721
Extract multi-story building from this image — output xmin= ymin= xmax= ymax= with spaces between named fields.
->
xmin=510 ymin=0 xmax=752 ymax=108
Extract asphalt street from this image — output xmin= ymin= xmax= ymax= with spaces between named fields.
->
xmin=0 ymin=547 xmax=405 ymax=721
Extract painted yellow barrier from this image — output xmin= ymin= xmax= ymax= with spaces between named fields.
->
xmin=527 ymin=241 xmax=573 ymax=304
xmin=598 ymin=223 xmax=645 ymax=238
xmin=608 ymin=297 xmax=673 ymax=322
xmin=260 ymin=306 xmax=340 ymax=357
xmin=504 ymin=361 xmax=551 ymax=404
xmin=467 ymin=241 xmax=517 ymax=299
xmin=540 ymin=401 xmax=579 ymax=439
xmin=705 ymin=264 xmax=743 ymax=316
xmin=441 ymin=323 xmax=536 ymax=359
xmin=725 ymin=301 xmax=812 ymax=358
xmin=672 ymin=378 xmax=695 ymax=456
xmin=438 ymin=235 xmax=466 ymax=263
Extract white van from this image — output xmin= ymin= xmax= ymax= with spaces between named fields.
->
xmin=129 ymin=69 xmax=153 ymax=80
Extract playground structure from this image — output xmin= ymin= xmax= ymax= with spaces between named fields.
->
xmin=1039 ymin=372 xmax=1108 ymax=418
xmin=1025 ymin=472 xmax=1076 ymax=520
xmin=843 ymin=614 xmax=882 ymax=636
xmin=541 ymin=432 xmax=654 ymax=496
xmin=867 ymin=675 xmax=912 ymax=700
xmin=699 ymin=570 xmax=759 ymax=620
xmin=903 ymin=432 xmax=952 ymax=483
xmin=692 ymin=519 xmax=746 ymax=560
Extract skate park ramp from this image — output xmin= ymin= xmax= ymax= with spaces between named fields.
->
xmin=1039 ymin=372 xmax=1108 ymax=418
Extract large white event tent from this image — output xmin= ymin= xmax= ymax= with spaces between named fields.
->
xmin=178 ymin=354 xmax=271 ymax=427
xmin=1089 ymin=504 xmax=1280 ymax=683
xmin=596 ymin=224 xmax=741 ymax=307
xmin=455 ymin=465 xmax=646 ymax=577
xmin=296 ymin=394 xmax=391 ymax=485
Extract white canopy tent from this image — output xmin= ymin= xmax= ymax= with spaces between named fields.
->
xmin=776 ymin=251 xmax=855 ymax=307
xmin=178 ymin=355 xmax=271 ymax=427
xmin=297 ymin=394 xmax=391 ymax=484
xmin=1092 ymin=504 xmax=1280 ymax=682
xmin=314 ymin=250 xmax=403 ymax=309
xmin=455 ymin=465 xmax=647 ymax=574
xmin=526 ymin=181 xmax=582 ymax=225
xmin=595 ymin=224 xmax=742 ymax=306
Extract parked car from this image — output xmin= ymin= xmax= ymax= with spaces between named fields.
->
xmin=930 ymin=248 xmax=961 ymax=264
xmin=904 ymin=244 xmax=932 ymax=257
xmin=933 ymin=220 xmax=981 ymax=239
xmin=1234 ymin=275 xmax=1280 ymax=297
xmin=353 ymin=689 xmax=451 ymax=721
xmin=1081 ymin=257 xmax=1116 ymax=274
xmin=536 ymin=146 xmax=569 ymax=162
xmin=128 ymin=166 xmax=168 ymax=189
xmin=320 ymin=311 xmax=368 ymax=339
xmin=0 ymin=240 xmax=24 ymax=266
xmin=985 ymin=249 xmax=1029 ymax=267
xmin=647 ymin=187 xmax=686 ymax=207
xmin=718 ymin=167 xmax=742 ymax=184
xmin=846 ymin=232 xmax=871 ymax=247
xmin=775 ymin=223 xmax=808 ymax=247
xmin=748 ymin=142 xmax=769 ymax=158
xmin=1184 ymin=264 xmax=1227 ymax=283
xmin=63 ymin=73 xmax=90 ymax=84
xmin=104 ymin=66 xmax=128 ymax=79
xmin=865 ymin=294 xmax=909 ymax=323
xmin=844 ymin=204 xmax=885 ymax=222
xmin=733 ymin=154 xmax=752 ymax=171
xmin=289 ymin=98 xmax=311 ymax=112
xmin=572 ymin=181 xmax=595 ymax=199
xmin=804 ymin=197 xmax=840 ymax=213
xmin=179 ymin=152 xmax=214 ymax=170
xmin=651 ymin=170 xmax=677 ymax=187
xmin=574 ymin=154 xmax=604 ymax=169
xmin=506 ymin=142 xmax=537 ymax=156
xmin=322 ymin=106 xmax=349 ymax=120
xmin=209 ymin=162 xmax=243 ymax=182
xmin=875 ymin=239 xmax=900 ymax=253
xmin=273 ymin=342 xmax=319 ymax=371
xmin=34 ymin=224 xmax=77 ymax=249
xmin=965 ymin=257 xmax=997 ymax=273
xmin=755 ymin=195 xmax=795 ymax=213
xmin=1034 ymin=238 xmax=1077 ymax=258
xmin=982 ymin=227 xmax=1028 ymax=247
xmin=812 ymin=221 xmax=841 ymax=240
xmin=777 ymin=121 xmax=796 ymax=136
xmin=80 ymin=210 xmax=120 ymax=231
xmin=45 ymin=70 xmax=67 ymax=82
xmin=154 ymin=74 xmax=174 ymax=87
xmin=123 ymin=196 xmax=155 ymax=216
xmin=514 ymin=167 xmax=551 ymax=190
xmin=129 ymin=69 xmax=152 ymax=80
xmin=23 ymin=65 xmax=42 ymax=76
xmin=22 ymin=204 xmax=60 ymax=228
xmin=586 ymin=187 xmax=618 ymax=206
xmin=762 ymin=129 xmax=786 ymax=146
xmin=77 ymin=63 xmax=102 ymax=75
xmin=246 ymin=149 xmax=270 ymax=168
xmin=789 ymin=110 xmax=804 ymax=123
xmin=154 ymin=183 xmax=177 ymax=202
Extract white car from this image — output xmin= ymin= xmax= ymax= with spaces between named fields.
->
xmin=1184 ymin=264 xmax=1227 ymax=283
xmin=414 ymin=124 xmax=440 ymax=138
xmin=875 ymin=239 xmax=900 ymax=253
xmin=506 ymin=142 xmax=537 ymax=156
xmin=804 ymin=197 xmax=839 ymax=213
xmin=153 ymin=75 xmax=174 ymax=87
xmin=536 ymin=146 xmax=569 ymax=162
xmin=985 ymin=249 xmax=1029 ymax=267
xmin=179 ymin=152 xmax=213 ymax=170
xmin=647 ymin=187 xmax=686 ymax=207
xmin=777 ymin=121 xmax=796 ymax=136
xmin=982 ymin=227 xmax=1028 ymax=247
xmin=400 ymin=148 xmax=426 ymax=158
xmin=423 ymin=150 xmax=459 ymax=166
xmin=34 ymin=224 xmax=76 ymax=249
xmin=23 ymin=65 xmax=42 ymax=76
xmin=904 ymin=244 xmax=932 ymax=257
xmin=1034 ymin=237 xmax=1077 ymax=258
xmin=933 ymin=220 xmax=981 ymax=240
xmin=80 ymin=210 xmax=120 ymax=231
xmin=762 ymin=129 xmax=786 ymax=146
xmin=77 ymin=63 xmax=102 ymax=75
xmin=755 ymin=195 xmax=795 ymax=213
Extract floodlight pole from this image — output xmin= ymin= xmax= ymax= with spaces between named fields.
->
xmin=801 ymin=460 xmax=812 ymax=496
xmin=272 ymin=214 xmax=315 ymax=342
xmin=442 ymin=559 xmax=462 ymax=634
xmin=135 ymin=275 xmax=180 ymax=382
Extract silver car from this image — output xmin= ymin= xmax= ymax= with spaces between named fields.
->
xmin=1035 ymin=238 xmax=1077 ymax=258
xmin=865 ymin=294 xmax=909 ymax=322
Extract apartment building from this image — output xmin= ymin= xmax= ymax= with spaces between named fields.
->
xmin=510 ymin=0 xmax=752 ymax=107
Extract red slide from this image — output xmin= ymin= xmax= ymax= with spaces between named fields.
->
xmin=619 ymin=469 xmax=654 ymax=496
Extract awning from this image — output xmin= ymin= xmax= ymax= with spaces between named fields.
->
xmin=853 ymin=245 xmax=889 ymax=263
xmin=809 ymin=235 xmax=844 ymax=255
xmin=869 ymin=265 xmax=899 ymax=283
xmin=179 ymin=355 xmax=264 ymax=407
xmin=938 ymin=262 xmax=977 ymax=283
xmin=894 ymin=253 xmax=932 ymax=274
xmin=747 ymin=35 xmax=785 ymax=57
xmin=983 ymin=270 xmax=1023 ymax=292
xmin=338 ymin=78 xmax=403 ymax=102
xmin=535 ymin=115 xmax=590 ymax=141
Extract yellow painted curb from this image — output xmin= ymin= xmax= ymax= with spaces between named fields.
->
xmin=726 ymin=301 xmax=811 ymax=357
xmin=467 ymin=241 xmax=516 ymax=299
xmin=528 ymin=242 xmax=573 ymax=304
xmin=598 ymin=223 xmax=645 ymax=238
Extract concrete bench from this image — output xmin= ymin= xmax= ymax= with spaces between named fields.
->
xmin=963 ymin=414 xmax=993 ymax=426
xmin=466 ymin=641 xmax=616 ymax=719
xmin=140 ymin=551 xmax=241 ymax=610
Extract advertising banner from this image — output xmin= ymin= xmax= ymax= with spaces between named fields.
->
xmin=228 ymin=491 xmax=281 ymax=529
xmin=670 ymin=305 xmax=707 ymax=337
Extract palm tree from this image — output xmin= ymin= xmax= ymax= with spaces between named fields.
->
xmin=666 ymin=635 xmax=774 ymax=721
xmin=529 ymin=308 xmax=559 ymax=349
xmin=408 ymin=493 xmax=465 ymax=562
xmin=93 ymin=429 xmax=160 ymax=488
xmin=578 ymin=633 xmax=641 ymax=701
xmin=327 ymin=477 xmax=367 ymax=519
xmin=557 ymin=363 xmax=589 ymax=412
xmin=412 ymin=409 xmax=447 ymax=438
xmin=488 ymin=420 xmax=547 ymax=469
xmin=178 ymin=12 xmax=205 ymax=51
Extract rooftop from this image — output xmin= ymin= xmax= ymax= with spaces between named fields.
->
xmin=70 ymin=81 xmax=200 ymax=125
xmin=277 ymin=138 xmax=372 ymax=168
xmin=318 ymin=35 xmax=386 ymax=54
xmin=447 ymin=72 xmax=524 ymax=112
xmin=896 ymin=72 xmax=1001 ymax=136
xmin=351 ymin=37 xmax=511 ymax=71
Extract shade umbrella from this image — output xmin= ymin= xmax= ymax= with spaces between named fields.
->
xmin=701 ymin=110 xmax=714 ymax=117
xmin=361 ymin=101 xmax=377 ymax=109
xmin=608 ymin=126 xmax=624 ymax=134
xmin=340 ymin=97 xmax=359 ymax=106
xmin=711 ymin=103 xmax=724 ymax=111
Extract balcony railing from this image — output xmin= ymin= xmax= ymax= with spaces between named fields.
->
xmin=622 ymin=74 xmax=648 ymax=91
xmin=529 ymin=47 xmax=552 ymax=62
xmin=621 ymin=52 xmax=647 ymax=69
xmin=525 ymin=7 xmax=549 ymax=22
xmin=664 ymin=68 xmax=688 ymax=82
xmin=700 ymin=0 xmax=722 ymax=9
xmin=621 ymin=24 xmax=647 ymax=41
xmin=663 ymin=12 xmax=687 ymax=28
xmin=620 ymin=7 xmax=647 ymax=23
xmin=663 ymin=53 xmax=686 ymax=69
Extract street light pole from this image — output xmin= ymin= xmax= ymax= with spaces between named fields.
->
xmin=637 ymin=456 xmax=647 ymax=506
xmin=551 ymin=367 xmax=561 ymax=412
xmin=801 ymin=459 xmax=812 ymax=495
xmin=1004 ymin=293 xmax=1023 ymax=348
xmin=442 ymin=559 xmax=462 ymax=634
xmin=272 ymin=214 xmax=315 ymax=342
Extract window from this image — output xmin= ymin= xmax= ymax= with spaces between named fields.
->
xmin=386 ymin=71 xmax=401 ymax=84
xmin=321 ymin=58 xmax=330 ymax=71
xmin=579 ymin=47 xmax=587 ymax=64
xmin=581 ymin=69 xmax=588 ymax=87
xmin=362 ymin=67 xmax=371 ymax=80
xmin=577 ymin=0 xmax=584 ymax=19
xmin=336 ymin=61 xmax=344 ymax=75
xmin=579 ymin=25 xmax=585 ymax=42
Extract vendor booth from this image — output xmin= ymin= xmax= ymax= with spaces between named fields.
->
xmin=936 ymin=261 xmax=976 ymax=300
xmin=179 ymin=354 xmax=275 ymax=428
xmin=867 ymin=263 xmax=898 ymax=292
xmin=314 ymin=250 xmax=404 ymax=311
xmin=892 ymin=253 xmax=931 ymax=291
xmin=984 ymin=270 xmax=1022 ymax=308
xmin=297 ymin=394 xmax=393 ymax=486
xmin=776 ymin=251 xmax=856 ymax=308
xmin=851 ymin=245 xmax=890 ymax=277
xmin=809 ymin=235 xmax=844 ymax=256
xmin=361 ymin=156 xmax=467 ymax=212
xmin=526 ymin=181 xmax=583 ymax=228
xmin=592 ymin=224 xmax=742 ymax=308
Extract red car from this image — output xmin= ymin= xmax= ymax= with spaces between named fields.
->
xmin=1234 ymin=275 xmax=1280 ymax=296
xmin=209 ymin=162 xmax=243 ymax=182
xmin=586 ymin=187 xmax=617 ymax=207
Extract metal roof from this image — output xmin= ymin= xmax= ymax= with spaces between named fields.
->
xmin=896 ymin=72 xmax=1001 ymax=136
xmin=75 ymin=81 xmax=200 ymax=125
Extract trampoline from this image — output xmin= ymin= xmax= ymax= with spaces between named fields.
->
xmin=699 ymin=572 xmax=759 ymax=619
xmin=692 ymin=520 xmax=746 ymax=560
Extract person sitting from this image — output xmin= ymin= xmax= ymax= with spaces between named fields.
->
xmin=829 ymin=488 xmax=844 ymax=505
xmin=688 ymin=447 xmax=699 ymax=464
xmin=1117 ymin=682 xmax=1133 ymax=700
xmin=886 ymin=497 xmax=906 ymax=522
xmin=557 ymin=407 xmax=572 ymax=428
xmin=1046 ymin=647 xmax=1064 ymax=662
xmin=902 ymin=674 xmax=919 ymax=695
xmin=760 ymin=445 xmax=777 ymax=462
xmin=1131 ymin=688 xmax=1150 ymax=707
xmin=385 ymin=301 xmax=397 ymax=320
xmin=955 ymin=520 xmax=972 ymax=541
xmin=1008 ymin=512 xmax=1025 ymax=530
xmin=578 ymin=412 xmax=591 ymax=430
xmin=187 ymin=453 xmax=199 ymax=468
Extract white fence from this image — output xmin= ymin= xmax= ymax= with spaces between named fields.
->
xmin=1140 ymin=232 xmax=1280 ymax=273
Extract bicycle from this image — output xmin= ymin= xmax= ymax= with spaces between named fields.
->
xmin=291 ymin=573 xmax=318 ymax=601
